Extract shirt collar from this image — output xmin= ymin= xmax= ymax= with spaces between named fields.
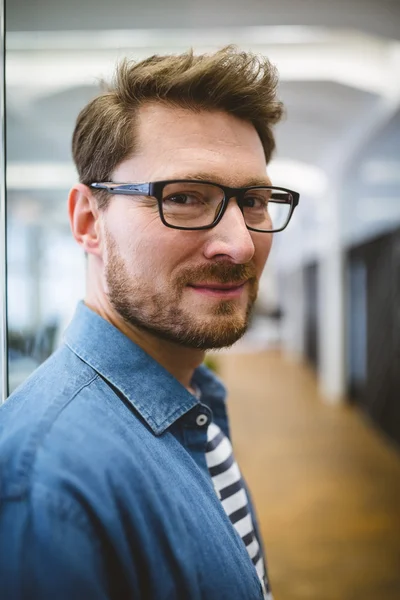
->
xmin=63 ymin=301 xmax=226 ymax=435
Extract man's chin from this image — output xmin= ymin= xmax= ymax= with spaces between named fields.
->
xmin=163 ymin=298 xmax=254 ymax=349
xmin=175 ymin=312 xmax=250 ymax=350
xmin=140 ymin=313 xmax=249 ymax=350
xmin=179 ymin=329 xmax=248 ymax=351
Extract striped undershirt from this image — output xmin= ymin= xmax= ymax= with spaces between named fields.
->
xmin=205 ymin=421 xmax=273 ymax=600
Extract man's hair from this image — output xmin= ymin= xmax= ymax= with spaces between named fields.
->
xmin=72 ymin=45 xmax=284 ymax=208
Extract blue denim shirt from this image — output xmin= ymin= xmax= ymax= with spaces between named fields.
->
xmin=0 ymin=302 xmax=266 ymax=599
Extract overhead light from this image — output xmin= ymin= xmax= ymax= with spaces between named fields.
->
xmin=7 ymin=163 xmax=77 ymax=189
xmin=6 ymin=28 xmax=400 ymax=98
xmin=6 ymin=27 xmax=338 ymax=51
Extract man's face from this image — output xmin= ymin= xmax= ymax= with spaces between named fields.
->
xmin=100 ymin=103 xmax=273 ymax=349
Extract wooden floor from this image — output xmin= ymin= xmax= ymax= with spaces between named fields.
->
xmin=216 ymin=350 xmax=400 ymax=600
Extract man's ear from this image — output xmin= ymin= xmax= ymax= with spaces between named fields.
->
xmin=68 ymin=184 xmax=103 ymax=256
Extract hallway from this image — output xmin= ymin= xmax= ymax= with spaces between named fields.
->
xmin=217 ymin=350 xmax=400 ymax=600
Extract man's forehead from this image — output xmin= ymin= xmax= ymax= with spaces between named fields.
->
xmin=115 ymin=102 xmax=269 ymax=185
xmin=135 ymin=102 xmax=264 ymax=149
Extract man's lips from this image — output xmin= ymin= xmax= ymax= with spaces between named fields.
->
xmin=190 ymin=281 xmax=247 ymax=289
xmin=187 ymin=280 xmax=248 ymax=298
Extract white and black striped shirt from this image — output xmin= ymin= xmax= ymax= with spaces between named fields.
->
xmin=205 ymin=422 xmax=273 ymax=600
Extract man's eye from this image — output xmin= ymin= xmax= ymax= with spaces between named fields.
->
xmin=166 ymin=194 xmax=190 ymax=204
xmin=164 ymin=194 xmax=203 ymax=205
xmin=242 ymin=196 xmax=267 ymax=209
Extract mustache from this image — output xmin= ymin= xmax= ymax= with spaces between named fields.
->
xmin=176 ymin=262 xmax=257 ymax=287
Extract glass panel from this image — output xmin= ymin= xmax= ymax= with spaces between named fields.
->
xmin=7 ymin=206 xmax=85 ymax=392
xmin=5 ymin=19 xmax=88 ymax=393
xmin=7 ymin=204 xmax=84 ymax=392
xmin=0 ymin=0 xmax=6 ymax=403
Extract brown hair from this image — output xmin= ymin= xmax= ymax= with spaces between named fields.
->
xmin=72 ymin=45 xmax=284 ymax=208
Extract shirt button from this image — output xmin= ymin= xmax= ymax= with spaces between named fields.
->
xmin=196 ymin=414 xmax=209 ymax=427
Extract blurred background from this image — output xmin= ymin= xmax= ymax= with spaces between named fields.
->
xmin=2 ymin=0 xmax=400 ymax=598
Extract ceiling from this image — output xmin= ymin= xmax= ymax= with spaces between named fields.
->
xmin=6 ymin=0 xmax=400 ymax=40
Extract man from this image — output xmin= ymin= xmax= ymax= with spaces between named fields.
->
xmin=0 ymin=46 xmax=299 ymax=599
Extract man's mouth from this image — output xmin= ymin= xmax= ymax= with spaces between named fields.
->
xmin=187 ymin=280 xmax=248 ymax=299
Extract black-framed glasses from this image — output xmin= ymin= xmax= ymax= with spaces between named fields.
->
xmin=90 ymin=180 xmax=300 ymax=233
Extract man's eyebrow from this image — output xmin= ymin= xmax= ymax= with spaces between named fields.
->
xmin=172 ymin=173 xmax=273 ymax=187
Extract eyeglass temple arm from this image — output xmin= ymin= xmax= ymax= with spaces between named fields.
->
xmin=90 ymin=183 xmax=151 ymax=196
xmin=271 ymin=191 xmax=300 ymax=207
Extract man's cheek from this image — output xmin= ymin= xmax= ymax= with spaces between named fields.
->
xmin=257 ymin=244 xmax=272 ymax=272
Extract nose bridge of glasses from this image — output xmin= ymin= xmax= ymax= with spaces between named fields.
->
xmin=223 ymin=185 xmax=245 ymax=203
xmin=215 ymin=187 xmax=249 ymax=227
xmin=213 ymin=185 xmax=242 ymax=214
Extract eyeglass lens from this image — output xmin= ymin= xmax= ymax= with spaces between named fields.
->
xmin=161 ymin=182 xmax=293 ymax=231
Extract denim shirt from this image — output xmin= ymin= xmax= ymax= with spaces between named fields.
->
xmin=0 ymin=302 xmax=266 ymax=600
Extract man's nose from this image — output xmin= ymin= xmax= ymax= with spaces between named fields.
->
xmin=203 ymin=200 xmax=256 ymax=264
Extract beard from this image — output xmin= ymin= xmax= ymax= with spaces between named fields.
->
xmin=104 ymin=233 xmax=259 ymax=350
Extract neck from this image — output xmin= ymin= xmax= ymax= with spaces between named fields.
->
xmin=85 ymin=296 xmax=205 ymax=391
